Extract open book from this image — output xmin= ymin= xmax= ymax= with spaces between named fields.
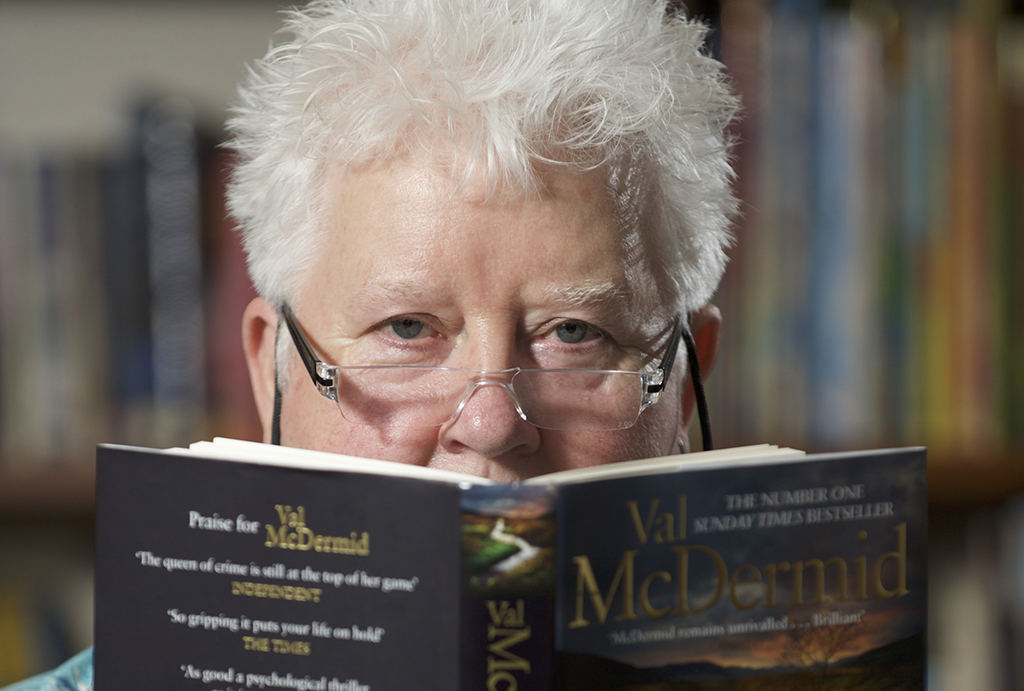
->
xmin=94 ymin=439 xmax=927 ymax=690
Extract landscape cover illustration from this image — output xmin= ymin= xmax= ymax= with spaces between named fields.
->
xmin=460 ymin=484 xmax=558 ymax=598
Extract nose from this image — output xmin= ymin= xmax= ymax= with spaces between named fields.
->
xmin=438 ymin=376 xmax=540 ymax=462
xmin=451 ymin=377 xmax=526 ymax=422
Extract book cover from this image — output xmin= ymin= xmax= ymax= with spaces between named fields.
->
xmin=93 ymin=442 xmax=926 ymax=690
xmin=95 ymin=446 xmax=465 ymax=691
xmin=554 ymin=448 xmax=926 ymax=689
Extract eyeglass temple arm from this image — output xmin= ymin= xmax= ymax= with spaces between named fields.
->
xmin=647 ymin=314 xmax=683 ymax=396
xmin=647 ymin=313 xmax=713 ymax=452
xmin=280 ymin=304 xmax=334 ymax=389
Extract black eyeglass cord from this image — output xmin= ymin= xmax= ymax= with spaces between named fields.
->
xmin=271 ymin=382 xmax=283 ymax=445
xmin=681 ymin=323 xmax=713 ymax=452
xmin=272 ymin=321 xmax=283 ymax=445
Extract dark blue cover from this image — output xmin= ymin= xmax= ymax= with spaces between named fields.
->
xmin=95 ymin=446 xmax=463 ymax=691
xmin=555 ymin=448 xmax=927 ymax=689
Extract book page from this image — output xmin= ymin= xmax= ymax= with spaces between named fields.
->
xmin=524 ymin=444 xmax=806 ymax=486
xmin=183 ymin=437 xmax=495 ymax=486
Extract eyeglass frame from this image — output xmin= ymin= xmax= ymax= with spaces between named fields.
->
xmin=274 ymin=303 xmax=713 ymax=450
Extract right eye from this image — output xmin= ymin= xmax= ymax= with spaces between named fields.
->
xmin=349 ymin=315 xmax=448 ymax=367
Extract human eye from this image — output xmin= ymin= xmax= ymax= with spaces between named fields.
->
xmin=386 ymin=317 xmax=430 ymax=340
xmin=552 ymin=320 xmax=596 ymax=344
xmin=534 ymin=318 xmax=622 ymax=369
xmin=351 ymin=314 xmax=448 ymax=366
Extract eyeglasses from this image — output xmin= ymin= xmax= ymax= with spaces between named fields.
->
xmin=279 ymin=304 xmax=690 ymax=432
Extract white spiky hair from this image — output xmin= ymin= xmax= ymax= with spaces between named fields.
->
xmin=226 ymin=0 xmax=739 ymax=313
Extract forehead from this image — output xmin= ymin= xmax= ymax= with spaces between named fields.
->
xmin=302 ymin=158 xmax=667 ymax=326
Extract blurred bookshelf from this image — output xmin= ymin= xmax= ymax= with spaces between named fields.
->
xmin=0 ymin=465 xmax=95 ymax=517
xmin=0 ymin=0 xmax=1023 ymax=688
xmin=706 ymin=0 xmax=1024 ymax=686
xmin=0 ymin=3 xmax=276 ymax=684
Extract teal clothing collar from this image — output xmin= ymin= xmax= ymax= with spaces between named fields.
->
xmin=2 ymin=648 xmax=92 ymax=691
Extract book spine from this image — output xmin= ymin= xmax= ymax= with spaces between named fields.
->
xmin=0 ymin=151 xmax=13 ymax=459
xmin=891 ymin=12 xmax=931 ymax=448
xmin=60 ymin=156 xmax=110 ymax=455
xmin=916 ymin=13 xmax=955 ymax=454
xmin=807 ymin=11 xmax=887 ymax=448
xmin=713 ymin=0 xmax=769 ymax=446
xmin=142 ymin=98 xmax=206 ymax=446
xmin=458 ymin=485 xmax=558 ymax=690
xmin=39 ymin=155 xmax=110 ymax=460
xmin=997 ymin=21 xmax=1024 ymax=447
xmin=1 ymin=157 xmax=56 ymax=463
xmin=100 ymin=131 xmax=154 ymax=444
xmin=730 ymin=0 xmax=817 ymax=447
xmin=947 ymin=18 xmax=999 ymax=455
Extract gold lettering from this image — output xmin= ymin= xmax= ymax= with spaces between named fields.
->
xmin=486 ymin=600 xmax=525 ymax=628
xmin=264 ymin=524 xmax=288 ymax=548
xmin=243 ymin=636 xmax=269 ymax=652
xmin=640 ymin=571 xmax=671 ymax=618
xmin=566 ymin=518 xmax=911 ymax=626
xmin=487 ymin=671 xmax=517 ymax=691
xmin=487 ymin=600 xmax=510 ymax=625
xmin=791 ymin=559 xmax=839 ymax=605
xmin=626 ymin=495 xmax=686 ymax=545
xmin=671 ymin=545 xmax=727 ymax=615
xmin=229 ymin=581 xmax=322 ymax=603
xmin=265 ymin=505 xmax=369 ymax=555
xmin=855 ymin=554 xmax=868 ymax=598
xmin=272 ymin=638 xmax=312 ymax=656
xmin=873 ymin=522 xmax=909 ymax=597
xmin=828 ymin=557 xmax=850 ymax=601
xmin=274 ymin=505 xmax=290 ymax=526
xmin=729 ymin=564 xmax=762 ymax=610
xmin=653 ymin=512 xmax=675 ymax=544
xmin=486 ymin=626 xmax=531 ymax=674
xmin=568 ymin=551 xmax=638 ymax=628
xmin=764 ymin=562 xmax=790 ymax=607
xmin=626 ymin=500 xmax=659 ymax=545
xmin=790 ymin=560 xmax=814 ymax=605
xmin=679 ymin=494 xmax=687 ymax=541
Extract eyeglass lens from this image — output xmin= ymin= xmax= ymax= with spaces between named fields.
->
xmin=327 ymin=367 xmax=648 ymax=430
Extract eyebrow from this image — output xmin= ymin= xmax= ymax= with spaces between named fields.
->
xmin=541 ymin=281 xmax=631 ymax=315
xmin=351 ymin=280 xmax=631 ymax=309
xmin=349 ymin=280 xmax=433 ymax=307
xmin=345 ymin=279 xmax=636 ymax=331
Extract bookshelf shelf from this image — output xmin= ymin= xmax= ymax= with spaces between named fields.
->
xmin=3 ymin=453 xmax=1022 ymax=517
xmin=0 ymin=464 xmax=95 ymax=517
xmin=928 ymin=458 xmax=1024 ymax=508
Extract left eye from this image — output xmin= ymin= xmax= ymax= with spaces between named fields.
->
xmin=554 ymin=321 xmax=589 ymax=344
xmin=389 ymin=318 xmax=427 ymax=339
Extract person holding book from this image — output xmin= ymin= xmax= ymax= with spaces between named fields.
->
xmin=6 ymin=0 xmax=738 ymax=687
xmin=232 ymin=0 xmax=737 ymax=482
